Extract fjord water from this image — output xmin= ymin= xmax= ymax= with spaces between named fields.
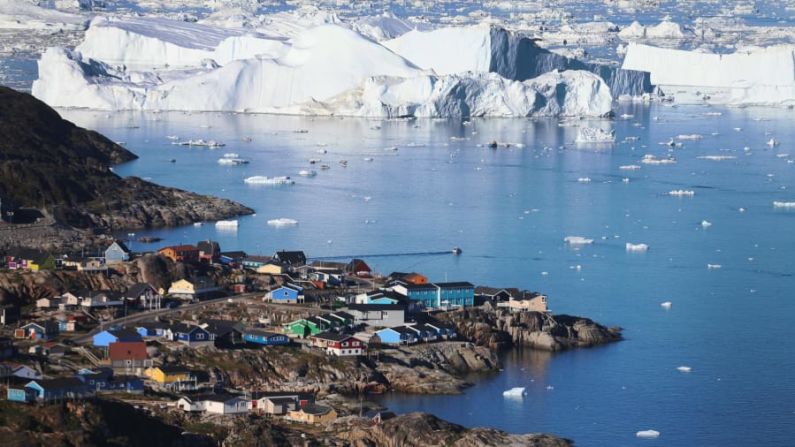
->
xmin=61 ymin=104 xmax=795 ymax=446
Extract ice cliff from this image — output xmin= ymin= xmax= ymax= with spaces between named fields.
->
xmin=32 ymin=18 xmax=617 ymax=118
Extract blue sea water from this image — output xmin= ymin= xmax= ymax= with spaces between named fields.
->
xmin=58 ymin=103 xmax=795 ymax=446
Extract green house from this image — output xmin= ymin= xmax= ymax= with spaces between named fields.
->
xmin=285 ymin=319 xmax=322 ymax=337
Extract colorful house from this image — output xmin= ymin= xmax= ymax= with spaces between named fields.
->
xmin=273 ymin=250 xmax=306 ymax=267
xmin=309 ymin=332 xmax=366 ymax=356
xmin=392 ymin=282 xmax=474 ymax=309
xmin=197 ymin=240 xmax=221 ymax=263
xmin=177 ymin=394 xmax=249 ymax=415
xmin=166 ymin=323 xmax=214 ymax=347
xmin=80 ymin=291 xmax=124 ymax=309
xmin=375 ymin=326 xmax=418 ymax=345
xmin=92 ymin=329 xmax=142 ymax=348
xmin=124 ymin=283 xmax=161 ymax=310
xmin=8 ymin=378 xmax=94 ymax=403
xmin=256 ymin=262 xmax=285 ymax=275
xmin=265 ymin=284 xmax=304 ymax=304
xmin=242 ymin=329 xmax=290 ymax=346
xmin=347 ymin=304 xmax=406 ymax=328
xmin=104 ymin=240 xmax=130 ymax=264
xmin=505 ymin=292 xmax=549 ymax=313
xmin=15 ymin=321 xmax=59 ymax=341
xmin=346 ymin=258 xmax=371 ymax=276
xmin=108 ymin=341 xmax=151 ymax=373
xmin=242 ymin=256 xmax=272 ymax=270
xmin=158 ymin=245 xmax=199 ymax=263
xmin=145 ymin=365 xmax=203 ymax=391
xmin=287 ymin=404 xmax=337 ymax=425
xmin=167 ymin=277 xmax=221 ymax=301
xmin=250 ymin=391 xmax=314 ymax=416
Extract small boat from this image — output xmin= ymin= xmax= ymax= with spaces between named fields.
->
xmin=452 ymin=247 xmax=462 ymax=255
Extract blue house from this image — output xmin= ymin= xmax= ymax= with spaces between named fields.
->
xmin=167 ymin=323 xmax=214 ymax=347
xmin=266 ymin=284 xmax=304 ymax=304
xmin=242 ymin=329 xmax=290 ymax=346
xmin=105 ymin=240 xmax=131 ymax=264
xmin=92 ymin=328 xmax=142 ymax=348
xmin=76 ymin=369 xmax=144 ymax=394
xmin=9 ymin=378 xmax=94 ymax=403
xmin=133 ymin=322 xmax=168 ymax=338
xmin=15 ymin=321 xmax=59 ymax=341
xmin=375 ymin=326 xmax=418 ymax=345
xmin=219 ymin=251 xmax=247 ymax=266
xmin=393 ymin=282 xmax=474 ymax=309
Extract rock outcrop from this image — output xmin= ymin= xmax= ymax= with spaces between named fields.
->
xmin=439 ymin=305 xmax=622 ymax=351
xmin=0 ymin=86 xmax=253 ymax=249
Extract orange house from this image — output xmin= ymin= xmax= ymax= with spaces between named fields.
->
xmin=158 ymin=245 xmax=199 ymax=263
xmin=402 ymin=272 xmax=428 ymax=285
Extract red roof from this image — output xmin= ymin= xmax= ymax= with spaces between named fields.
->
xmin=160 ymin=245 xmax=197 ymax=252
xmin=109 ymin=341 xmax=148 ymax=361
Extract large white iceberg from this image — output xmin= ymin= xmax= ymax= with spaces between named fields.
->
xmin=32 ymin=26 xmax=613 ymax=118
xmin=622 ymin=43 xmax=795 ymax=105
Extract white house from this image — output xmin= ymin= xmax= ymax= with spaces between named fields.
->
xmin=177 ymin=394 xmax=249 ymax=415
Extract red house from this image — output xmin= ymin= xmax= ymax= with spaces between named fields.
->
xmin=309 ymin=332 xmax=366 ymax=356
xmin=108 ymin=341 xmax=151 ymax=372
xmin=158 ymin=245 xmax=199 ymax=263
xmin=347 ymin=259 xmax=372 ymax=277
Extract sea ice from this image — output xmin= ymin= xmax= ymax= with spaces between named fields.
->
xmin=668 ymin=190 xmax=695 ymax=197
xmin=267 ymin=218 xmax=299 ymax=228
xmin=773 ymin=201 xmax=795 ymax=208
xmin=502 ymin=387 xmax=526 ymax=397
xmin=564 ymin=236 xmax=594 ymax=245
xmin=215 ymin=220 xmax=238 ymax=228
xmin=677 ymin=366 xmax=692 ymax=372
xmin=660 ymin=301 xmax=672 ymax=309
xmin=626 ymin=243 xmax=649 ymax=252
xmin=636 ymin=430 xmax=661 ymax=439
xmin=576 ymin=127 xmax=615 ymax=144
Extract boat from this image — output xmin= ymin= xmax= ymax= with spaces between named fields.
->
xmin=452 ymin=247 xmax=462 ymax=255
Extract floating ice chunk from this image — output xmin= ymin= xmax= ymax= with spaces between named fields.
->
xmin=174 ymin=139 xmax=225 ymax=148
xmin=267 ymin=218 xmax=299 ymax=228
xmin=773 ymin=201 xmax=795 ymax=208
xmin=677 ymin=366 xmax=692 ymax=372
xmin=676 ymin=134 xmax=703 ymax=140
xmin=564 ymin=236 xmax=594 ymax=245
xmin=578 ymin=177 xmax=592 ymax=183
xmin=701 ymin=220 xmax=712 ymax=228
xmin=363 ymin=157 xmax=374 ymax=162
xmin=767 ymin=138 xmax=779 ymax=147
xmin=707 ymin=264 xmax=722 ymax=270
xmin=619 ymin=164 xmax=641 ymax=170
xmin=545 ymin=385 xmax=554 ymax=390
xmin=223 ymin=153 xmax=239 ymax=158
xmin=626 ymin=243 xmax=649 ymax=252
xmin=622 ymin=177 xmax=630 ymax=183
xmin=668 ymin=189 xmax=695 ymax=197
xmin=218 ymin=158 xmax=249 ymax=165
xmin=193 ymin=222 xmax=203 ymax=227
xmin=576 ymin=127 xmax=615 ymax=144
xmin=636 ymin=430 xmax=660 ymax=439
xmin=660 ymin=301 xmax=672 ymax=309
xmin=641 ymin=154 xmax=676 ymax=165
xmin=697 ymin=155 xmax=737 ymax=161
xmin=502 ymin=387 xmax=526 ymax=397
xmin=215 ymin=220 xmax=238 ymax=228
xmin=244 ymin=176 xmax=295 ymax=185
xmin=298 ymin=169 xmax=317 ymax=177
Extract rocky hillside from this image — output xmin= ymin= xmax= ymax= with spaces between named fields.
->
xmin=439 ymin=304 xmax=622 ymax=351
xmin=0 ymin=86 xmax=252 ymax=231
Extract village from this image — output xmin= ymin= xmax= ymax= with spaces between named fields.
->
xmin=0 ymin=239 xmax=551 ymax=433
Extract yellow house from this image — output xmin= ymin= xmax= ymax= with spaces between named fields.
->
xmin=145 ymin=365 xmax=191 ymax=384
xmin=287 ymin=404 xmax=337 ymax=425
xmin=256 ymin=263 xmax=284 ymax=275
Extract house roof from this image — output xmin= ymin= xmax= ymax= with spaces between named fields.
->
xmin=160 ymin=245 xmax=197 ymax=252
xmin=347 ymin=304 xmax=406 ymax=312
xmin=311 ymin=332 xmax=355 ymax=342
xmin=401 ymin=283 xmax=438 ymax=291
xmin=168 ymin=323 xmax=207 ymax=335
xmin=311 ymin=260 xmax=348 ymax=270
xmin=274 ymin=250 xmax=306 ymax=265
xmin=300 ymin=403 xmax=333 ymax=415
xmin=251 ymin=390 xmax=313 ymax=400
xmin=220 ymin=251 xmax=247 ymax=260
xmin=433 ymin=281 xmax=474 ymax=289
xmin=157 ymin=365 xmax=191 ymax=374
xmin=279 ymin=283 xmax=303 ymax=292
xmin=109 ymin=240 xmax=130 ymax=253
xmin=107 ymin=328 xmax=143 ymax=340
xmin=126 ymin=283 xmax=156 ymax=298
xmin=244 ymin=255 xmax=273 ymax=263
xmin=109 ymin=342 xmax=148 ymax=361
xmin=23 ymin=320 xmax=59 ymax=332
xmin=243 ymin=328 xmax=283 ymax=338
xmin=202 ymin=319 xmax=244 ymax=336
xmin=28 ymin=377 xmax=84 ymax=390
xmin=329 ymin=311 xmax=354 ymax=321
xmin=381 ymin=326 xmax=417 ymax=335
xmin=196 ymin=240 xmax=220 ymax=254
xmin=194 ymin=393 xmax=245 ymax=403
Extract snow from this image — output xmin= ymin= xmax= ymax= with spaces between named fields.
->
xmin=383 ymin=25 xmax=493 ymax=75
xmin=636 ymin=430 xmax=661 ymax=439
xmin=502 ymin=387 xmax=526 ymax=397
xmin=0 ymin=0 xmax=87 ymax=31
xmin=619 ymin=20 xmax=691 ymax=41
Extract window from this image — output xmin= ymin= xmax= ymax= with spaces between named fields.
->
xmin=196 ymin=333 xmax=205 ymax=340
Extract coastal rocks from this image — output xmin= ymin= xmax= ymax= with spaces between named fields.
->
xmin=440 ymin=306 xmax=622 ymax=352
xmin=335 ymin=412 xmax=573 ymax=447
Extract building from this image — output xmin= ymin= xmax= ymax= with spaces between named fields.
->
xmin=108 ymin=341 xmax=152 ymax=374
xmin=80 ymin=291 xmax=124 ymax=309
xmin=167 ymin=277 xmax=221 ymax=301
xmin=265 ymin=284 xmax=304 ymax=304
xmin=242 ymin=256 xmax=273 ymax=270
xmin=158 ymin=245 xmax=199 ymax=263
xmin=166 ymin=323 xmax=214 ymax=348
xmin=287 ymin=404 xmax=337 ymax=425
xmin=219 ymin=251 xmax=247 ymax=266
xmin=250 ymin=391 xmax=314 ymax=415
xmin=346 ymin=258 xmax=372 ymax=276
xmin=0 ymin=363 xmax=40 ymax=380
xmin=15 ymin=321 xmax=59 ymax=341
xmin=145 ymin=365 xmax=204 ymax=391
xmin=474 ymin=286 xmax=514 ymax=303
xmin=374 ymin=326 xmax=419 ymax=345
xmin=201 ymin=319 xmax=244 ymax=347
xmin=177 ymin=394 xmax=249 ymax=415
xmin=309 ymin=332 xmax=366 ymax=356
xmin=124 ymin=283 xmax=161 ymax=310
xmin=273 ymin=250 xmax=306 ymax=267
xmin=256 ymin=262 xmax=286 ymax=275
xmin=242 ymin=329 xmax=290 ymax=346
xmin=132 ymin=322 xmax=169 ymax=338
xmin=104 ymin=240 xmax=130 ymax=264
xmin=346 ymin=304 xmax=406 ymax=328
xmin=0 ymin=305 xmax=19 ymax=325
xmin=8 ymin=378 xmax=94 ymax=403
xmin=76 ymin=368 xmax=144 ymax=394
xmin=503 ymin=291 xmax=549 ymax=313
xmin=392 ymin=282 xmax=474 ymax=309
xmin=0 ymin=337 xmax=15 ymax=359
xmin=197 ymin=240 xmax=221 ymax=263
xmin=388 ymin=272 xmax=428 ymax=285
xmin=92 ymin=329 xmax=143 ymax=348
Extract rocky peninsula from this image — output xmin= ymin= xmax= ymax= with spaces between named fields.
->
xmin=0 ymin=86 xmax=253 ymax=252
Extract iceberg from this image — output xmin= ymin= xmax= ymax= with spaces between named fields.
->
xmin=701 ymin=220 xmax=713 ymax=228
xmin=622 ymin=43 xmax=795 ymax=105
xmin=660 ymin=301 xmax=672 ymax=309
xmin=576 ymin=127 xmax=615 ymax=144
xmin=626 ymin=243 xmax=649 ymax=252
xmin=707 ymin=264 xmax=722 ymax=270
xmin=502 ymin=387 xmax=526 ymax=397
xmin=244 ymin=176 xmax=295 ymax=185
xmin=298 ymin=170 xmax=317 ymax=177
xmin=697 ymin=155 xmax=736 ymax=161
xmin=677 ymin=366 xmax=692 ymax=372
xmin=668 ymin=190 xmax=695 ymax=197
xmin=636 ymin=430 xmax=661 ymax=439
xmin=218 ymin=158 xmax=249 ymax=165
xmin=267 ymin=218 xmax=299 ymax=228
xmin=773 ymin=201 xmax=795 ymax=208
xmin=215 ymin=220 xmax=238 ymax=228
xmin=641 ymin=154 xmax=676 ymax=165
xmin=564 ymin=236 xmax=594 ymax=245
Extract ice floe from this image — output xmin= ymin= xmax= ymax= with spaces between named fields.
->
xmin=636 ymin=429 xmax=661 ymax=439
xmin=244 ymin=176 xmax=295 ymax=185
xmin=773 ymin=201 xmax=795 ymax=208
xmin=502 ymin=387 xmax=526 ymax=398
xmin=660 ymin=301 xmax=672 ymax=309
xmin=668 ymin=190 xmax=695 ymax=197
xmin=564 ymin=236 xmax=594 ymax=245
xmin=677 ymin=366 xmax=692 ymax=373
xmin=626 ymin=243 xmax=649 ymax=252
xmin=215 ymin=220 xmax=238 ymax=228
xmin=576 ymin=127 xmax=615 ymax=144
xmin=267 ymin=218 xmax=299 ymax=228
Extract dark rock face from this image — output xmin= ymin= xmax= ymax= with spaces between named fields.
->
xmin=0 ymin=86 xmax=253 ymax=231
xmin=439 ymin=305 xmax=622 ymax=351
